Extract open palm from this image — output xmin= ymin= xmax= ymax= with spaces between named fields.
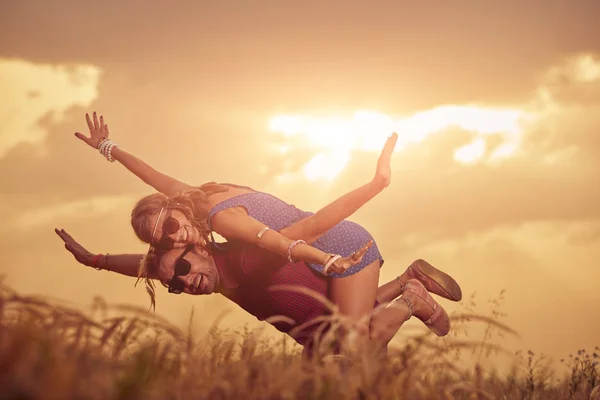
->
xmin=374 ymin=132 xmax=398 ymax=189
xmin=74 ymin=112 xmax=110 ymax=149
xmin=55 ymin=228 xmax=95 ymax=267
xmin=328 ymin=240 xmax=373 ymax=275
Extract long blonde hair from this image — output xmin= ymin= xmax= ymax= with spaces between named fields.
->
xmin=132 ymin=182 xmax=230 ymax=308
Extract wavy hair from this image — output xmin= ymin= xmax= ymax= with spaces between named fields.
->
xmin=132 ymin=182 xmax=230 ymax=308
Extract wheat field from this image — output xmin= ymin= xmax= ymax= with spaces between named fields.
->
xmin=0 ymin=280 xmax=597 ymax=400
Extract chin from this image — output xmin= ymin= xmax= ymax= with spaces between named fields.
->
xmin=204 ymin=283 xmax=216 ymax=294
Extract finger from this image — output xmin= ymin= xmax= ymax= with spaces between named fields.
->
xmin=379 ymin=132 xmax=398 ymax=162
xmin=100 ymin=115 xmax=105 ymax=131
xmin=355 ymin=242 xmax=370 ymax=256
xmin=351 ymin=241 xmax=373 ymax=262
xmin=56 ymin=228 xmax=75 ymax=243
xmin=55 ymin=228 xmax=67 ymax=242
xmin=349 ymin=254 xmax=363 ymax=265
xmin=93 ymin=111 xmax=99 ymax=130
xmin=61 ymin=229 xmax=73 ymax=239
xmin=74 ymin=132 xmax=92 ymax=146
xmin=104 ymin=124 xmax=110 ymax=136
xmin=85 ymin=113 xmax=94 ymax=131
xmin=55 ymin=228 xmax=71 ymax=242
xmin=355 ymin=240 xmax=373 ymax=256
xmin=351 ymin=251 xmax=363 ymax=262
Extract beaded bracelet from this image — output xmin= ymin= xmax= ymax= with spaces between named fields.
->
xmin=98 ymin=139 xmax=117 ymax=162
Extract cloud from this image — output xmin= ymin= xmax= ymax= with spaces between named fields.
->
xmin=404 ymin=218 xmax=600 ymax=288
xmin=266 ymin=52 xmax=600 ymax=183
xmin=268 ymin=106 xmax=532 ymax=181
xmin=0 ymin=194 xmax=137 ymax=238
xmin=537 ymin=53 xmax=600 ymax=108
xmin=0 ymin=58 xmax=101 ymax=159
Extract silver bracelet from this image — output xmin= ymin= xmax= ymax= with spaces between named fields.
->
xmin=257 ymin=226 xmax=270 ymax=239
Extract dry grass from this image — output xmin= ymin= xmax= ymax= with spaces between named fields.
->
xmin=0 ymin=281 xmax=597 ymax=400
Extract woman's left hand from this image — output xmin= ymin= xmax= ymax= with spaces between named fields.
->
xmin=326 ymin=240 xmax=373 ymax=275
xmin=75 ymin=111 xmax=110 ymax=149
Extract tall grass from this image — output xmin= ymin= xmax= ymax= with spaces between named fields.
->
xmin=0 ymin=281 xmax=597 ymax=400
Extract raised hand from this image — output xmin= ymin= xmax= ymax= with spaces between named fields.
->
xmin=55 ymin=228 xmax=95 ymax=267
xmin=74 ymin=112 xmax=110 ymax=149
xmin=327 ymin=240 xmax=373 ymax=275
xmin=373 ymin=132 xmax=398 ymax=190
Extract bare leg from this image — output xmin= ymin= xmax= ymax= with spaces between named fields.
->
xmin=317 ymin=260 xmax=457 ymax=358
xmin=369 ymin=295 xmax=414 ymax=348
xmin=375 ymin=277 xmax=404 ymax=304
xmin=329 ymin=260 xmax=381 ymax=354
xmin=370 ymin=262 xmax=459 ymax=351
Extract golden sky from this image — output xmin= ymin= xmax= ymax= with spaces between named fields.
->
xmin=1 ymin=1 xmax=599 ymax=364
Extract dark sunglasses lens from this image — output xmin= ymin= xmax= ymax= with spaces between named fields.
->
xmin=174 ymin=259 xmax=191 ymax=276
xmin=163 ymin=217 xmax=180 ymax=235
xmin=168 ymin=280 xmax=184 ymax=294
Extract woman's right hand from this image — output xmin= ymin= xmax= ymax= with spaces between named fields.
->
xmin=75 ymin=112 xmax=110 ymax=149
xmin=55 ymin=228 xmax=95 ymax=267
xmin=325 ymin=240 xmax=373 ymax=275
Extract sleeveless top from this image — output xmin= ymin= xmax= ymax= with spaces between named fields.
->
xmin=207 ymin=185 xmax=383 ymax=277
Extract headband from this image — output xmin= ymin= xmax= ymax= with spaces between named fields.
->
xmin=151 ymin=205 xmax=167 ymax=246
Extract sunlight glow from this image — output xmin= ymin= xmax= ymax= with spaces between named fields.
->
xmin=269 ymin=106 xmax=530 ymax=181
xmin=453 ymin=138 xmax=486 ymax=165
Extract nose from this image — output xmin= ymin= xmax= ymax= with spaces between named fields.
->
xmin=168 ymin=227 xmax=186 ymax=243
xmin=182 ymin=273 xmax=196 ymax=290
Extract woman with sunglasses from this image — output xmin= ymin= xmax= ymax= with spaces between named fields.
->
xmin=73 ymin=112 xmax=401 ymax=340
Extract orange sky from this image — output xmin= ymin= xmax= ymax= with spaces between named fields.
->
xmin=1 ymin=1 xmax=599 ymax=366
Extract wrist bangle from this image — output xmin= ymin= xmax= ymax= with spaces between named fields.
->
xmin=322 ymin=253 xmax=334 ymax=266
xmin=323 ymin=255 xmax=341 ymax=275
xmin=287 ymin=240 xmax=307 ymax=262
xmin=91 ymin=254 xmax=103 ymax=270
xmin=257 ymin=226 xmax=270 ymax=239
xmin=104 ymin=253 xmax=110 ymax=271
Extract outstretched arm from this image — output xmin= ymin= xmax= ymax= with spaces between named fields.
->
xmin=280 ymin=133 xmax=398 ymax=244
xmin=111 ymin=147 xmax=193 ymax=197
xmin=74 ymin=112 xmax=193 ymax=197
xmin=211 ymin=208 xmax=372 ymax=275
xmin=55 ymin=228 xmax=147 ymax=279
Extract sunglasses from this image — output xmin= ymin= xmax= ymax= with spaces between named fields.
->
xmin=162 ymin=245 xmax=194 ymax=294
xmin=154 ymin=213 xmax=181 ymax=251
